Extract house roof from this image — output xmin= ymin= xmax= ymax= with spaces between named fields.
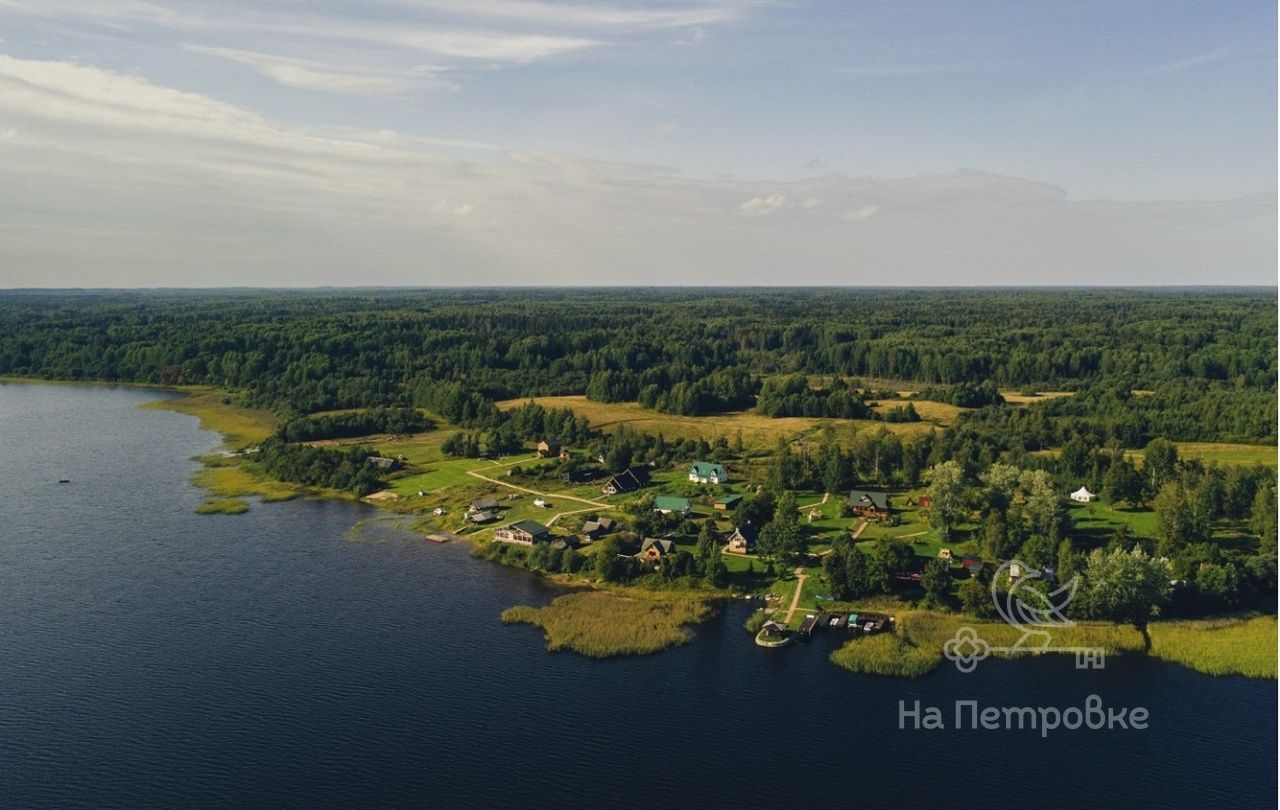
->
xmin=469 ymin=510 xmax=497 ymax=523
xmin=640 ymin=538 xmax=675 ymax=555
xmin=690 ymin=461 xmax=727 ymax=477
xmin=654 ymin=495 xmax=691 ymax=511
xmin=729 ymin=523 xmax=759 ymax=542
xmin=471 ymin=498 xmax=500 ymax=511
xmin=603 ymin=467 xmax=650 ymax=493
xmin=508 ymin=519 xmax=550 ymax=537
xmin=583 ymin=517 xmax=615 ymax=533
xmin=848 ymin=490 xmax=890 ymax=510
xmin=538 ymin=439 xmax=560 ymax=448
xmin=715 ymin=493 xmax=744 ymax=506
xmin=1071 ymin=486 xmax=1097 ymax=497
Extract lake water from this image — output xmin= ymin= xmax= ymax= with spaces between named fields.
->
xmin=0 ymin=382 xmax=1275 ymax=809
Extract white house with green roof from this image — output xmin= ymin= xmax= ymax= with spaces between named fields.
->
xmin=689 ymin=461 xmax=728 ymax=484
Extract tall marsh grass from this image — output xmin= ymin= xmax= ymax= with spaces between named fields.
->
xmin=1148 ymin=615 xmax=1277 ymax=678
xmin=502 ymin=591 xmax=715 ymax=658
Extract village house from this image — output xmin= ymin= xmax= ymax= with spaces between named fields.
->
xmin=653 ymin=495 xmax=692 ymax=516
xmin=494 ymin=519 xmax=551 ymax=545
xmin=714 ymin=493 xmax=743 ymax=511
xmin=468 ymin=510 xmax=498 ymax=524
xmin=848 ymin=490 xmax=891 ymax=519
xmin=960 ymin=556 xmax=985 ymax=575
xmin=638 ymin=538 xmax=675 ymax=563
xmin=725 ymin=523 xmax=758 ymax=554
xmin=1070 ymin=486 xmax=1099 ymax=503
xmin=600 ymin=467 xmax=651 ymax=495
xmin=367 ymin=455 xmax=399 ymax=471
xmin=536 ymin=440 xmax=561 ymax=459
xmin=581 ymin=517 xmax=616 ymax=540
xmin=689 ymin=461 xmax=728 ymax=484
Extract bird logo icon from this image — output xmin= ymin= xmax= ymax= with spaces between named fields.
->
xmin=993 ymin=560 xmax=1079 ymax=651
xmin=943 ymin=559 xmax=1102 ymax=673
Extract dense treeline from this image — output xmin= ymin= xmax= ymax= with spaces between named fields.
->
xmin=756 ymin=375 xmax=874 ymax=418
xmin=276 ymin=407 xmax=432 ymax=442
xmin=1 ymin=289 xmax=1272 ymax=442
xmin=255 ymin=438 xmax=387 ymax=495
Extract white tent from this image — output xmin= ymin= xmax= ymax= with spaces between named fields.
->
xmin=1070 ymin=486 xmax=1098 ymax=502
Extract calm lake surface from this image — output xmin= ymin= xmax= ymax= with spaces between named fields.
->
xmin=0 ymin=383 xmax=1275 ymax=809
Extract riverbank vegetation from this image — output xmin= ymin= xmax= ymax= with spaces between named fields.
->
xmin=830 ymin=611 xmax=1146 ymax=678
xmin=195 ymin=498 xmax=250 ymax=515
xmin=1148 ymin=614 xmax=1277 ymax=678
xmin=501 ymin=591 xmax=715 ymax=658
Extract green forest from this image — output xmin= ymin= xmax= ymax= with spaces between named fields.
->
xmin=0 ymin=288 xmax=1274 ymax=444
xmin=1 ymin=288 xmax=1276 ymax=632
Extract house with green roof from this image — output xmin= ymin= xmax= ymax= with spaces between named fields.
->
xmin=494 ymin=519 xmax=552 ymax=545
xmin=689 ymin=461 xmax=728 ymax=484
xmin=713 ymin=493 xmax=743 ymax=511
xmin=653 ymin=495 xmax=692 ymax=516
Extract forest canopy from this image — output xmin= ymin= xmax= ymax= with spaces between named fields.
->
xmin=0 ymin=288 xmax=1274 ymax=444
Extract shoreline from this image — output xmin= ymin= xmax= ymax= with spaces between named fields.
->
xmin=7 ymin=377 xmax=1275 ymax=678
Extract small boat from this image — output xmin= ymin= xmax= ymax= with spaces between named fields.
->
xmin=58 ymin=479 xmax=70 ymax=484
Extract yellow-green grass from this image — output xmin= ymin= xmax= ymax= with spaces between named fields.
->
xmin=191 ymin=463 xmax=301 ymax=502
xmin=999 ymin=390 xmax=1076 ymax=405
xmin=143 ymin=389 xmax=275 ymax=449
xmin=873 ymin=398 xmax=966 ymax=425
xmin=195 ymin=498 xmax=250 ymax=515
xmin=1148 ymin=615 xmax=1277 ymax=678
xmin=1039 ymin=442 xmax=1276 ymax=468
xmin=501 ymin=590 xmax=715 ymax=658
xmin=1149 ymin=442 xmax=1276 ymax=468
xmin=495 ymin=396 xmax=933 ymax=445
xmin=830 ymin=611 xmax=1146 ymax=678
xmin=1068 ymin=500 xmax=1158 ymax=539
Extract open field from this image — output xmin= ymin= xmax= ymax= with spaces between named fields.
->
xmin=143 ymin=389 xmax=276 ymax=449
xmin=496 ymin=396 xmax=934 ymax=445
xmin=1148 ymin=615 xmax=1277 ymax=678
xmin=1067 ymin=500 xmax=1158 ymax=541
xmin=870 ymin=398 xmax=965 ymax=425
xmin=1038 ymin=442 xmax=1277 ymax=468
xmin=1137 ymin=442 xmax=1277 ymax=468
xmin=999 ymin=390 xmax=1076 ymax=404
xmin=501 ymin=590 xmax=716 ymax=657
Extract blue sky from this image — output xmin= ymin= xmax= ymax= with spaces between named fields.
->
xmin=0 ymin=0 xmax=1274 ymax=286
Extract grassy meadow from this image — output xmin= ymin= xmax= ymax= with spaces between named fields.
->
xmin=496 ymin=395 xmax=935 ymax=446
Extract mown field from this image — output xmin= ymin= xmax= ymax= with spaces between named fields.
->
xmin=496 ymin=396 xmax=936 ymax=445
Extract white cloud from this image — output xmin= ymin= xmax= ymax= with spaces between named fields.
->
xmin=0 ymin=53 xmax=1271 ymax=287
xmin=184 ymin=46 xmax=444 ymax=95
xmin=738 ymin=193 xmax=788 ymax=216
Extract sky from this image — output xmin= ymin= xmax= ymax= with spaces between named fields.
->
xmin=0 ymin=0 xmax=1274 ymax=287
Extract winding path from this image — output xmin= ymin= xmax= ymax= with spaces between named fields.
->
xmin=465 ymin=466 xmax=610 ymax=529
